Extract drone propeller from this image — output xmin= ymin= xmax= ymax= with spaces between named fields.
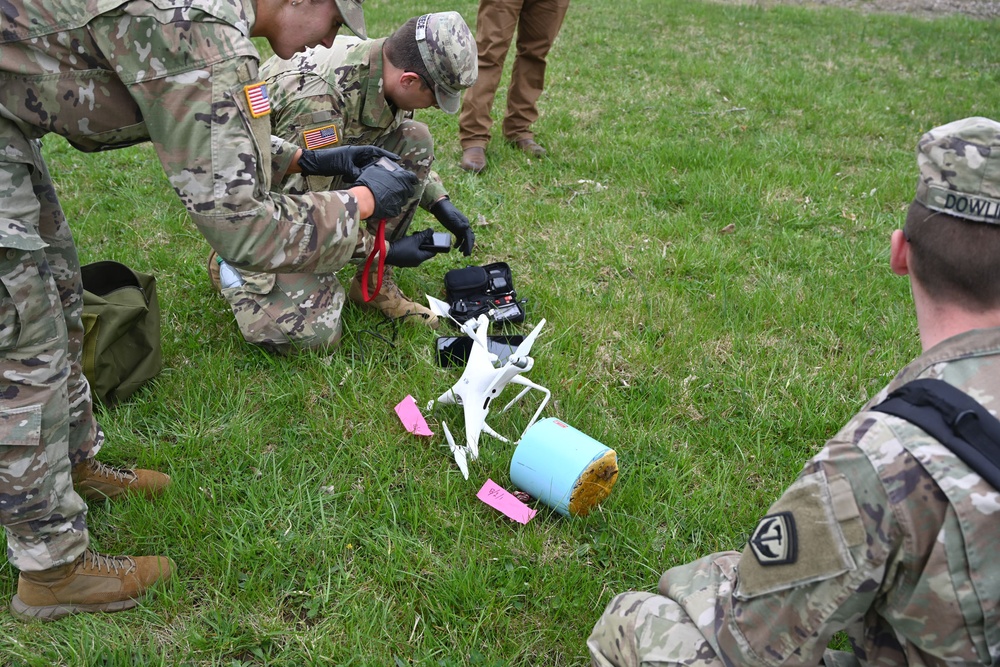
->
xmin=442 ymin=421 xmax=469 ymax=479
xmin=426 ymin=295 xmax=457 ymax=323
xmin=510 ymin=318 xmax=546 ymax=362
xmin=425 ymin=296 xmax=495 ymax=352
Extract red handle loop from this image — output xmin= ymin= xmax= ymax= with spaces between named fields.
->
xmin=361 ymin=219 xmax=387 ymax=302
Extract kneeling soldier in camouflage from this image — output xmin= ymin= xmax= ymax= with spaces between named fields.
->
xmin=207 ymin=11 xmax=478 ymax=350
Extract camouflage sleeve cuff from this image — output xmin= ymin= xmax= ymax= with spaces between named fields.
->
xmin=420 ymin=170 xmax=448 ymax=210
xmin=351 ymin=225 xmax=378 ymax=263
xmin=269 ymin=136 xmax=300 ymax=185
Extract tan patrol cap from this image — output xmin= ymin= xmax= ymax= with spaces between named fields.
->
xmin=335 ymin=0 xmax=367 ymax=39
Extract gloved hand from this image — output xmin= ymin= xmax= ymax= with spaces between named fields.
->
xmin=298 ymin=146 xmax=401 ymax=182
xmin=429 ymin=197 xmax=475 ymax=256
xmin=355 ymin=163 xmax=419 ymax=220
xmin=385 ymin=229 xmax=437 ymax=268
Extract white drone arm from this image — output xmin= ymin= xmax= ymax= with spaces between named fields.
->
xmin=482 ymin=357 xmax=532 ymax=400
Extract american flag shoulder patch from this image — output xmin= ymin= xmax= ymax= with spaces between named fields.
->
xmin=244 ymin=82 xmax=270 ymax=118
xmin=302 ymin=124 xmax=340 ymax=150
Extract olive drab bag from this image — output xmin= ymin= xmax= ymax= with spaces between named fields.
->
xmin=80 ymin=261 xmax=162 ymax=406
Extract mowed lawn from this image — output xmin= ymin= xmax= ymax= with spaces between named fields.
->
xmin=0 ymin=0 xmax=997 ymax=664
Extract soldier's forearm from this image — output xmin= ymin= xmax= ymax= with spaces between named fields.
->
xmin=271 ymin=137 xmax=301 ymax=182
xmin=419 ymin=170 xmax=448 ymax=210
xmin=286 ymin=148 xmax=305 ymax=175
xmin=348 ymin=186 xmax=375 ymax=220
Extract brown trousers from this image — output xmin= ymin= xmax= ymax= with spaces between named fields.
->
xmin=458 ymin=0 xmax=571 ymax=149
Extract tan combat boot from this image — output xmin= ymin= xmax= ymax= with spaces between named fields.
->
xmin=72 ymin=459 xmax=171 ymax=502
xmin=10 ymin=550 xmax=174 ymax=621
xmin=348 ymin=270 xmax=440 ymax=329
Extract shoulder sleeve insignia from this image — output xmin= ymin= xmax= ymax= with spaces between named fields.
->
xmin=302 ymin=124 xmax=340 ymax=150
xmin=244 ymin=82 xmax=271 ymax=118
xmin=749 ymin=511 xmax=797 ymax=566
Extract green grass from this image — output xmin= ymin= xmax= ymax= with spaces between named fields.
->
xmin=1 ymin=0 xmax=997 ymax=664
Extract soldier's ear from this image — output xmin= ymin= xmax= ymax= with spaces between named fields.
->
xmin=400 ymin=72 xmax=416 ymax=88
xmin=890 ymin=229 xmax=910 ymax=277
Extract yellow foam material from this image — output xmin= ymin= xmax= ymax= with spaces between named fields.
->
xmin=568 ymin=449 xmax=619 ymax=517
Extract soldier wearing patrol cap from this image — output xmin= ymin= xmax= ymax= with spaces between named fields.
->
xmin=334 ymin=0 xmax=368 ymax=39
xmin=0 ymin=0 xmax=424 ymax=621
xmin=589 ymin=117 xmax=1000 ymax=667
xmin=207 ymin=11 xmax=479 ymax=350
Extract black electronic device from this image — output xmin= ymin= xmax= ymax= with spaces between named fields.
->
xmin=421 ymin=231 xmax=453 ymax=253
xmin=443 ymin=262 xmax=525 ymax=326
xmin=375 ymin=156 xmax=400 ymax=171
xmin=436 ymin=335 xmax=525 ymax=368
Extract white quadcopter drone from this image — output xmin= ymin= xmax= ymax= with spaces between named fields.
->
xmin=426 ymin=296 xmax=550 ymax=479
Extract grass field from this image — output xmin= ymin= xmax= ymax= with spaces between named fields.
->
xmin=1 ymin=0 xmax=997 ymax=664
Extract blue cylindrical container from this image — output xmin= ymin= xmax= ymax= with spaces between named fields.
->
xmin=509 ymin=418 xmax=619 ymax=517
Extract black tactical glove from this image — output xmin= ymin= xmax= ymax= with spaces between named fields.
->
xmin=298 ymin=146 xmax=400 ymax=182
xmin=429 ymin=197 xmax=475 ymax=256
xmin=355 ymin=163 xmax=419 ymax=220
xmin=385 ymin=229 xmax=438 ymax=268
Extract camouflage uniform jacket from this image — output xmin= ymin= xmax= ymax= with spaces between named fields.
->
xmin=0 ymin=0 xmax=376 ymax=272
xmin=261 ymin=37 xmax=448 ymax=204
xmin=658 ymin=326 xmax=1000 ymax=666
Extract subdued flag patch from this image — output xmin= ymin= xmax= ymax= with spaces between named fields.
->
xmin=749 ymin=511 xmax=797 ymax=566
xmin=303 ymin=124 xmax=340 ymax=150
xmin=244 ymin=82 xmax=271 ymax=118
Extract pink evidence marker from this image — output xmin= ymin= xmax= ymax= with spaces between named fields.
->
xmin=394 ymin=395 xmax=433 ymax=437
xmin=477 ymin=478 xmax=537 ymax=524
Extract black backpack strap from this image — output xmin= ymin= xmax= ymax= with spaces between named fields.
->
xmin=872 ymin=378 xmax=1000 ymax=491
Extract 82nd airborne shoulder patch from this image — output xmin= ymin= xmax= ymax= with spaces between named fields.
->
xmin=244 ymin=82 xmax=271 ymax=118
xmin=749 ymin=511 xmax=797 ymax=566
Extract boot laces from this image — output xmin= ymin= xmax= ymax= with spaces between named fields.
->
xmin=380 ymin=280 xmax=407 ymax=302
xmin=82 ymin=550 xmax=137 ymax=575
xmin=89 ymin=459 xmax=137 ymax=485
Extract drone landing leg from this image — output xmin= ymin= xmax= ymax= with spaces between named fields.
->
xmin=498 ymin=378 xmax=551 ymax=440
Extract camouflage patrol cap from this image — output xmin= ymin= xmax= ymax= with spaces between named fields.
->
xmin=414 ymin=12 xmax=478 ymax=114
xmin=915 ymin=116 xmax=1000 ymax=224
xmin=335 ymin=0 xmax=366 ymax=39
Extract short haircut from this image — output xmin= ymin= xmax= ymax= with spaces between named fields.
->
xmin=383 ymin=17 xmax=431 ymax=89
xmin=904 ymin=199 xmax=1000 ymax=310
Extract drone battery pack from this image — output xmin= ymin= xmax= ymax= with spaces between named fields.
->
xmin=443 ymin=262 xmax=525 ymax=326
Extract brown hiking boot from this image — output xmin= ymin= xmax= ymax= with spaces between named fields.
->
xmin=207 ymin=250 xmax=221 ymax=292
xmin=10 ymin=550 xmax=174 ymax=622
xmin=72 ymin=458 xmax=171 ymax=502
xmin=511 ymin=138 xmax=547 ymax=158
xmin=460 ymin=147 xmax=487 ymax=173
xmin=348 ymin=273 xmax=440 ymax=329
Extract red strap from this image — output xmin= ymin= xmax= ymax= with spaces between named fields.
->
xmin=361 ymin=219 xmax=387 ymax=302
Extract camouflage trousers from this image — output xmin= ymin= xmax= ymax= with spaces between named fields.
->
xmin=0 ymin=127 xmax=96 ymax=572
xmin=221 ymin=119 xmax=435 ymax=352
xmin=588 ymin=591 xmax=727 ymax=667
xmin=588 ymin=590 xmax=859 ymax=666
